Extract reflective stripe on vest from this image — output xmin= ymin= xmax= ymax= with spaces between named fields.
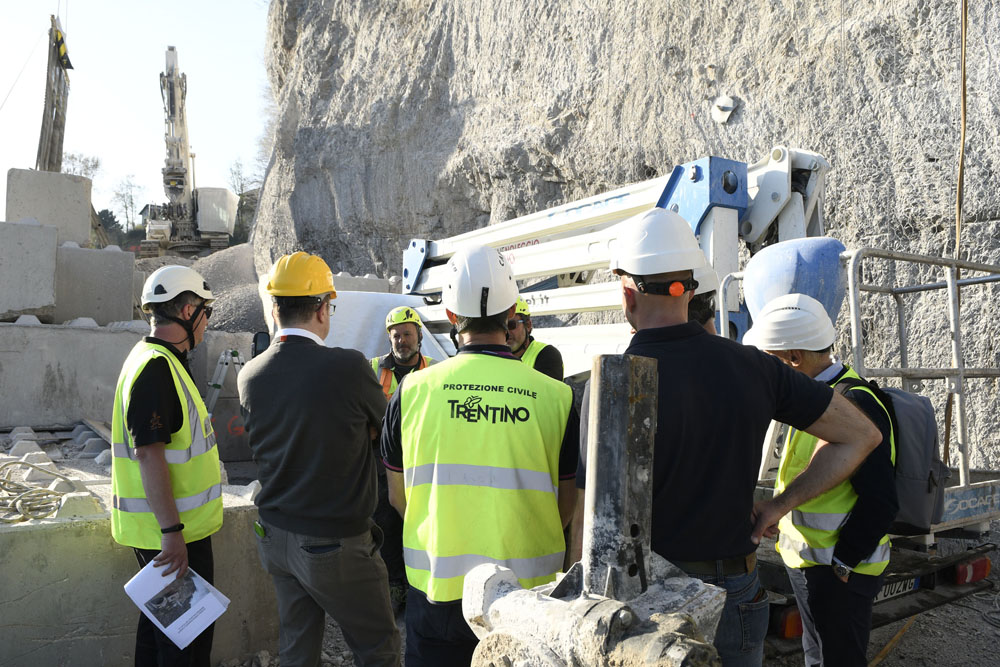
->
xmin=778 ymin=532 xmax=891 ymax=568
xmin=114 ymin=484 xmax=222 ymax=514
xmin=519 ymin=339 xmax=548 ymax=370
xmin=775 ymin=365 xmax=895 ymax=575
xmin=111 ymin=353 xmax=217 ymax=464
xmin=405 ymin=462 xmax=557 ymax=494
xmin=110 ymin=341 xmax=223 ymax=550
xmin=400 ymin=353 xmax=572 ymax=602
xmin=402 ymin=548 xmax=565 ymax=581
xmin=370 ymin=355 xmax=431 ymax=400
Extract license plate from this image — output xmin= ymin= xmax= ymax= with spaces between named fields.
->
xmin=874 ymin=576 xmax=918 ymax=603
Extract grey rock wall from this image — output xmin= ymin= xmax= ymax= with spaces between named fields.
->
xmin=255 ymin=0 xmax=1000 ymax=467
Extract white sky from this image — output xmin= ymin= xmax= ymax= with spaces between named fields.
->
xmin=0 ymin=0 xmax=271 ymax=219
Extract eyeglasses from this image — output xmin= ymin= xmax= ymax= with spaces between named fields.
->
xmin=316 ymin=299 xmax=336 ymax=316
xmin=506 ymin=318 xmax=524 ymax=329
xmin=204 ymin=306 xmax=213 ymax=319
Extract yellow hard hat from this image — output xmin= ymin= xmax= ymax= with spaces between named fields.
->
xmin=266 ymin=252 xmax=336 ymax=297
xmin=515 ymin=297 xmax=531 ymax=317
xmin=386 ymin=306 xmax=422 ymax=331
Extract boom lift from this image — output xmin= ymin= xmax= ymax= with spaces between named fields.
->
xmin=139 ymin=47 xmax=239 ymax=258
xmin=396 ymin=146 xmax=997 ymax=643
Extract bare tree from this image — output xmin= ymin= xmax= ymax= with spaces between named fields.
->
xmin=113 ymin=175 xmax=139 ymax=230
xmin=228 ymin=158 xmax=259 ymax=195
xmin=62 ymin=152 xmax=101 ymax=179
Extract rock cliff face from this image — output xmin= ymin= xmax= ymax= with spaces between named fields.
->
xmin=255 ymin=0 xmax=1000 ymax=466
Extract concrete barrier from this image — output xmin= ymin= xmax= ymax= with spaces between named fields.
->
xmin=55 ymin=245 xmax=135 ymax=325
xmin=0 ymin=220 xmax=57 ymax=322
xmin=0 ymin=324 xmax=251 ymax=456
xmin=0 ymin=492 xmax=278 ymax=666
xmin=5 ymin=168 xmax=92 ymax=245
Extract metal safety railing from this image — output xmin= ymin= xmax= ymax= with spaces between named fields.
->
xmin=723 ymin=248 xmax=1000 ymax=491
xmin=843 ymin=248 xmax=1000 ymax=489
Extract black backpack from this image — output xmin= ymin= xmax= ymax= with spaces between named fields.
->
xmin=835 ymin=376 xmax=950 ymax=533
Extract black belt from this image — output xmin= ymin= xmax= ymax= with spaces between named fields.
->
xmin=671 ymin=553 xmax=757 ymax=576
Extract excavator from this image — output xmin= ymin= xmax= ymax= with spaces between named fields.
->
xmin=139 ymin=46 xmax=239 ymax=258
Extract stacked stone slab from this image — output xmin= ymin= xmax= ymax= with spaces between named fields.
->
xmin=55 ymin=243 xmax=135 ymax=325
xmin=0 ymin=219 xmax=57 ymax=322
xmin=5 ymin=168 xmax=92 ymax=246
xmin=3 ymin=169 xmax=135 ymax=325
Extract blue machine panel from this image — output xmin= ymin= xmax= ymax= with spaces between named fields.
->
xmin=656 ymin=156 xmax=748 ymax=234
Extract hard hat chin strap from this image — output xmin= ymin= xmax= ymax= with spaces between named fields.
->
xmin=159 ymin=301 xmax=206 ymax=350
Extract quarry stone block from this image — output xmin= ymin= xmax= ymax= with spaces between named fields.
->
xmin=55 ymin=492 xmax=105 ymax=518
xmin=48 ymin=478 xmax=77 ymax=493
xmin=9 ymin=439 xmax=44 ymax=457
xmin=0 ymin=499 xmax=277 ymax=664
xmin=5 ymin=168 xmax=92 ymax=245
xmin=73 ymin=429 xmax=97 ymax=444
xmin=94 ymin=449 xmax=113 ymax=467
xmin=10 ymin=426 xmax=35 ymax=438
xmin=0 ymin=325 xmax=250 ymax=429
xmin=0 ymin=221 xmax=57 ymax=322
xmin=20 ymin=450 xmax=52 ymax=465
xmin=70 ymin=423 xmax=88 ymax=438
xmin=55 ymin=244 xmax=135 ymax=325
xmin=64 ymin=317 xmax=100 ymax=327
xmin=80 ymin=438 xmax=110 ymax=458
xmin=23 ymin=459 xmax=59 ymax=482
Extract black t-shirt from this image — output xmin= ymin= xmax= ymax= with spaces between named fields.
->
xmin=382 ymin=344 xmax=578 ymax=480
xmin=529 ymin=341 xmax=564 ymax=381
xmin=577 ymin=322 xmax=833 ymax=562
xmin=126 ymin=337 xmax=191 ymax=447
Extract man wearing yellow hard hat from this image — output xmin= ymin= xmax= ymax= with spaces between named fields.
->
xmin=238 ymin=251 xmax=401 ymax=666
xmin=369 ymin=305 xmax=436 ymax=615
xmin=371 ymin=306 xmax=436 ymax=401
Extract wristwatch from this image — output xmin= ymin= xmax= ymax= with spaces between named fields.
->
xmin=832 ymin=561 xmax=852 ymax=580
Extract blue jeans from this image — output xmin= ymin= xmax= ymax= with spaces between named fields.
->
xmin=686 ymin=565 xmax=769 ymax=667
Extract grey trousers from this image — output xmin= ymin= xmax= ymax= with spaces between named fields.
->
xmin=255 ymin=518 xmax=402 ymax=667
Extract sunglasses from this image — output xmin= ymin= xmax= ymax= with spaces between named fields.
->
xmin=506 ymin=318 xmax=524 ymax=329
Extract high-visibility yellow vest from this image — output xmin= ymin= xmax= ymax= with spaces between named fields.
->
xmin=111 ymin=341 xmax=223 ymax=549
xmin=400 ymin=353 xmax=572 ymax=602
xmin=369 ymin=354 xmax=434 ymax=400
xmin=519 ymin=339 xmax=548 ymax=371
xmin=775 ymin=366 xmax=896 ymax=575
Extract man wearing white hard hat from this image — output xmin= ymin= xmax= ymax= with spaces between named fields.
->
xmin=381 ymin=244 xmax=578 ymax=666
xmin=111 ymin=265 xmax=221 ymax=666
xmin=744 ymin=294 xmax=897 ymax=667
xmin=574 ymin=207 xmax=881 ymax=666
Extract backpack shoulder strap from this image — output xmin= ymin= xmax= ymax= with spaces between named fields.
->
xmin=834 ymin=374 xmax=899 ymax=443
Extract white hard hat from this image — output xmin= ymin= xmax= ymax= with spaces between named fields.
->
xmin=694 ymin=265 xmax=719 ymax=296
xmin=141 ymin=265 xmax=214 ymax=313
xmin=442 ymin=244 xmax=518 ymax=318
xmin=742 ymin=293 xmax=835 ymax=351
xmin=609 ymin=208 xmax=707 ymax=277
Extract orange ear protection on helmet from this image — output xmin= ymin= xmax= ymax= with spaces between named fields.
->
xmin=634 ymin=275 xmax=700 ymax=297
